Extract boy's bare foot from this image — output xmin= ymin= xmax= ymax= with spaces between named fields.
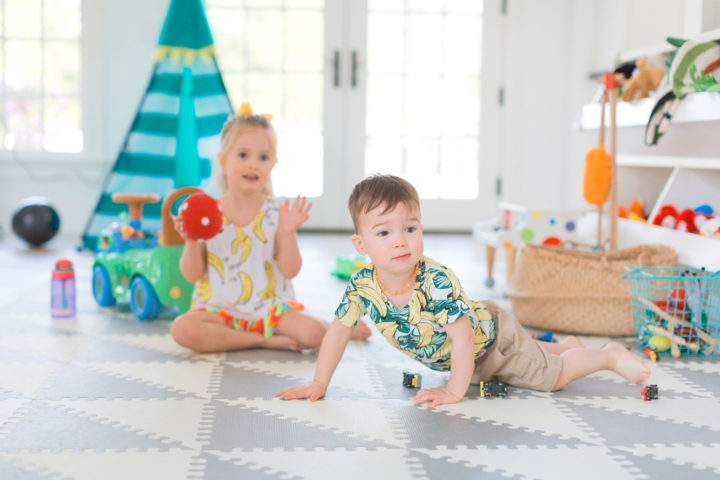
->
xmin=563 ymin=335 xmax=585 ymax=349
xmin=604 ymin=341 xmax=650 ymax=384
xmin=266 ymin=335 xmax=300 ymax=351
xmin=351 ymin=320 xmax=372 ymax=340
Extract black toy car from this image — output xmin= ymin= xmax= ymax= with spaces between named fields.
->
xmin=402 ymin=371 xmax=422 ymax=389
xmin=642 ymin=384 xmax=659 ymax=401
xmin=480 ymin=381 xmax=509 ymax=398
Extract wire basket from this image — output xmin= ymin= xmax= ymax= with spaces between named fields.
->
xmin=623 ymin=267 xmax=720 ymax=357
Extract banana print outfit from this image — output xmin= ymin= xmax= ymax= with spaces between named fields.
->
xmin=191 ymin=198 xmax=298 ymax=334
xmin=335 ymin=256 xmax=496 ymax=372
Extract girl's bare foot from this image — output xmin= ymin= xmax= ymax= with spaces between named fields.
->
xmin=265 ymin=335 xmax=300 ymax=351
xmin=351 ymin=320 xmax=372 ymax=340
xmin=604 ymin=342 xmax=650 ymax=384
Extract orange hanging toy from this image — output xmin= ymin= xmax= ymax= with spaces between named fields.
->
xmin=582 ymin=74 xmax=616 ymax=247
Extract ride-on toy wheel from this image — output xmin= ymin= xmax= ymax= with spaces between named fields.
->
xmin=92 ymin=265 xmax=116 ymax=307
xmin=130 ymin=276 xmax=162 ymax=321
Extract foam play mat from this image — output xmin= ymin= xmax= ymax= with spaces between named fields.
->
xmin=1 ymin=237 xmax=719 ymax=479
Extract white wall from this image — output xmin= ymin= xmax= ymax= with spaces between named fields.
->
xmin=1 ymin=0 xmax=719 ymax=239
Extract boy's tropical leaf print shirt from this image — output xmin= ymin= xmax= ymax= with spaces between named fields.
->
xmin=335 ymin=256 xmax=495 ymax=371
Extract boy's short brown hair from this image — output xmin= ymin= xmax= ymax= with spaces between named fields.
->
xmin=348 ymin=174 xmax=420 ymax=231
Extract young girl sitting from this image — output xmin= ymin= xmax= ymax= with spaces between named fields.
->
xmin=171 ymin=106 xmax=370 ymax=353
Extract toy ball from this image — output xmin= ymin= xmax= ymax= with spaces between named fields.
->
xmin=11 ymin=196 xmax=61 ymax=247
xmin=179 ymin=193 xmax=222 ymax=241
xmin=647 ymin=335 xmax=671 ymax=352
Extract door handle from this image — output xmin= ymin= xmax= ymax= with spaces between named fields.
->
xmin=333 ymin=51 xmax=340 ymax=87
xmin=350 ymin=51 xmax=358 ymax=88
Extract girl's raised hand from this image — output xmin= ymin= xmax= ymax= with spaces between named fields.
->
xmin=278 ymin=195 xmax=312 ymax=235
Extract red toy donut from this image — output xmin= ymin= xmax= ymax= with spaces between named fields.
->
xmin=179 ymin=193 xmax=223 ymax=241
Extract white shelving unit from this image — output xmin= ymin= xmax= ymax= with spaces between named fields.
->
xmin=579 ymin=89 xmax=720 ymax=271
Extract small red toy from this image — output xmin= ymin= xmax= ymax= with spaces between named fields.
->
xmin=643 ymin=346 xmax=659 ymax=362
xmin=179 ymin=193 xmax=223 ymax=241
xmin=641 ymin=384 xmax=658 ymax=401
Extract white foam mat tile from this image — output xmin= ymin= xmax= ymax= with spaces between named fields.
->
xmin=0 ymin=449 xmax=200 ymax=480
xmin=559 ymin=396 xmax=720 ymax=431
xmin=43 ymin=398 xmax=213 ymax=449
xmin=206 ymin=447 xmax=423 ymax=480
xmin=616 ymin=442 xmax=720 ymax=474
xmin=77 ymin=361 xmax=220 ymax=398
xmin=0 ymin=334 xmax=87 ymax=362
xmin=100 ymin=333 xmax=223 ymax=361
xmin=0 ymin=362 xmax=64 ymax=397
xmin=224 ymin=398 xmax=410 ymax=447
xmin=414 ymin=444 xmax=640 ymax=479
xmin=434 ymin=396 xmax=603 ymax=444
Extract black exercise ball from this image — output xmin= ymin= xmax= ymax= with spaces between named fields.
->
xmin=11 ymin=197 xmax=61 ymax=247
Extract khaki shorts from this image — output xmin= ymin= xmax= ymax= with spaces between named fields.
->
xmin=470 ymin=301 xmax=562 ymax=392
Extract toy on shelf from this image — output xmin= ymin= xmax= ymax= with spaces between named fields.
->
xmin=402 ymin=371 xmax=422 ymax=389
xmin=645 ymin=37 xmax=720 ymax=146
xmin=92 ymin=187 xmax=202 ymax=321
xmin=642 ymin=384 xmax=659 ymax=401
xmin=650 ymin=204 xmax=715 ymax=234
xmin=472 ymin=202 xmax=589 ymax=287
xmin=617 ymin=58 xmax=665 ymax=102
xmin=618 ymin=200 xmax=647 ymax=223
xmin=479 ymin=381 xmax=509 ymax=398
xmin=178 ymin=192 xmax=222 ymax=241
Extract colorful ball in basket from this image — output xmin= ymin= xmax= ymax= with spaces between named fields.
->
xmin=179 ymin=193 xmax=223 ymax=241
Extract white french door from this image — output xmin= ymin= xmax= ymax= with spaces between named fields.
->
xmin=207 ymin=0 xmax=501 ymax=230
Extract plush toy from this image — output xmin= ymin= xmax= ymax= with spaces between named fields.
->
xmin=618 ymin=199 xmax=646 ymax=222
xmin=619 ymin=58 xmax=665 ymax=102
xmin=179 ymin=192 xmax=223 ymax=241
xmin=645 ymin=38 xmax=720 ymax=145
xmin=651 ymin=205 xmax=679 ymax=228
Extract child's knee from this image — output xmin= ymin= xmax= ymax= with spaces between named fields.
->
xmin=300 ymin=320 xmax=327 ymax=347
xmin=171 ymin=316 xmax=199 ymax=348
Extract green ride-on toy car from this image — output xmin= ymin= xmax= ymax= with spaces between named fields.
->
xmin=91 ymin=187 xmax=200 ymax=321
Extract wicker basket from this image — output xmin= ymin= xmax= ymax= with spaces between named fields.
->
xmin=506 ymin=244 xmax=677 ymax=336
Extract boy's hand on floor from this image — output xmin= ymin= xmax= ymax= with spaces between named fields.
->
xmin=413 ymin=387 xmax=463 ymax=408
xmin=276 ymin=381 xmax=326 ymax=401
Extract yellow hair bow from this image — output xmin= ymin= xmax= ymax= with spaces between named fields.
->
xmin=238 ymin=102 xmax=273 ymax=121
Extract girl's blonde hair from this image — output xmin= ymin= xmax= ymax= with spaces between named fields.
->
xmin=216 ymin=113 xmax=278 ymax=196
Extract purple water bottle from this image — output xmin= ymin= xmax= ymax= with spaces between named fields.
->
xmin=51 ymin=258 xmax=76 ymax=318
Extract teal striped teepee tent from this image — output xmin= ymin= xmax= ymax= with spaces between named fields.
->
xmin=82 ymin=0 xmax=233 ymax=250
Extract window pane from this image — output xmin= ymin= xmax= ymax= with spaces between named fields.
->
xmin=246 ymin=73 xmax=283 ymax=117
xmin=366 ymin=76 xmax=403 ymax=136
xmin=406 ymin=14 xmax=443 ymax=75
xmin=6 ymin=40 xmax=42 ymax=93
xmin=446 ymin=16 xmax=481 ymax=75
xmin=286 ymin=11 xmax=323 ymax=71
xmin=285 ymin=73 xmax=322 ymax=127
xmin=207 ymin=2 xmax=325 ymax=199
xmin=207 ymin=9 xmax=246 ymax=71
xmin=44 ymin=95 xmax=82 ymax=152
xmin=406 ymin=0 xmax=443 ymax=13
xmin=6 ymin=0 xmax=41 ymax=37
xmin=45 ymin=41 xmax=80 ymax=94
xmin=367 ymin=14 xmax=404 ymax=74
xmin=446 ymin=0 xmax=483 ymax=15
xmin=5 ymin=98 xmax=42 ymax=149
xmin=246 ymin=10 xmax=284 ymax=70
xmin=45 ymin=0 xmax=82 ymax=38
xmin=365 ymin=137 xmax=403 ymax=175
xmin=365 ymin=5 xmax=483 ymax=199
xmin=368 ymin=0 xmax=405 ymax=12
